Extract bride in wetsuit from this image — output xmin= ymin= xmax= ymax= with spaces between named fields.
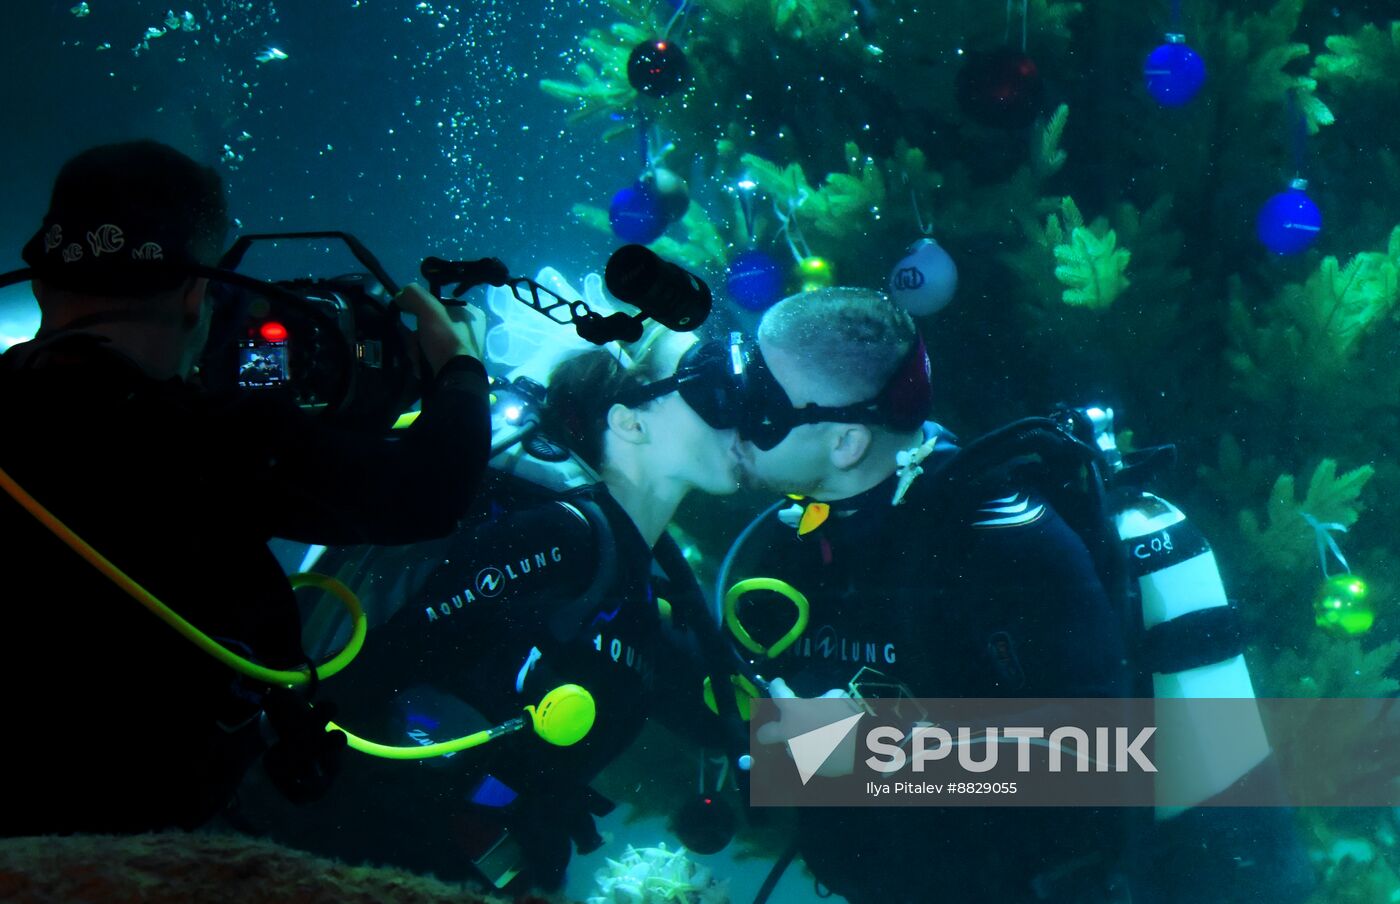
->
xmin=246 ymin=337 xmax=742 ymax=892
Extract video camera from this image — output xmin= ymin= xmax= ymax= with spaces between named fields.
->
xmin=199 ymin=232 xmax=712 ymax=432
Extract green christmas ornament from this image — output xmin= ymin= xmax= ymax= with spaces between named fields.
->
xmin=1314 ymin=573 xmax=1374 ymax=637
xmin=797 ymin=256 xmax=834 ymax=292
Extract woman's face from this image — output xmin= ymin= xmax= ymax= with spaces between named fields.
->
xmin=644 ymin=392 xmax=742 ymax=496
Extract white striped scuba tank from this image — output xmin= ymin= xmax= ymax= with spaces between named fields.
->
xmin=1114 ymin=490 xmax=1271 ymax=820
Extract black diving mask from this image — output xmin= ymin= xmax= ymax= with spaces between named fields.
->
xmin=617 ymin=334 xmax=748 ymax=431
xmin=734 ymin=333 xmax=934 ymax=452
xmin=620 ymin=331 xmax=933 ymax=451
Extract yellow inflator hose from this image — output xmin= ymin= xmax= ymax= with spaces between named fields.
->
xmin=0 ymin=461 xmax=364 ymax=687
xmin=0 ymin=460 xmax=598 ymax=756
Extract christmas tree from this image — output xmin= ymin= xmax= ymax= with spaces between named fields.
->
xmin=544 ymin=1 xmax=1400 ymax=897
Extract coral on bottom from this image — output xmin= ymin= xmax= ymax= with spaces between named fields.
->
xmin=0 ymin=831 xmax=564 ymax=904
xmin=587 ymin=844 xmax=729 ymax=904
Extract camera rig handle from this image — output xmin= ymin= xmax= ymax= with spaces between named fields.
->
xmin=421 ymin=256 xmax=646 ymax=345
xmin=219 ymin=231 xmax=402 ymax=298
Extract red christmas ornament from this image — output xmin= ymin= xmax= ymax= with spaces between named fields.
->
xmin=955 ymin=48 xmax=1045 ymax=129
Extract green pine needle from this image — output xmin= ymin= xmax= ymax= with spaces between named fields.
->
xmin=1052 ymin=226 xmax=1131 ymax=309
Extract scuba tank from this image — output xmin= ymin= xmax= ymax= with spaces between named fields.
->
xmin=1074 ymin=407 xmax=1271 ymax=820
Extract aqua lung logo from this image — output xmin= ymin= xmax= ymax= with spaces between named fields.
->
xmin=476 ymin=567 xmax=505 ymax=597
xmin=892 ymin=266 xmax=926 ymax=291
xmin=424 ymin=547 xmax=564 ymax=623
xmin=792 ymin=625 xmax=897 ymax=665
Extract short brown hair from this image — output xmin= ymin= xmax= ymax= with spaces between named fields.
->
xmin=757 ymin=287 xmax=916 ymax=403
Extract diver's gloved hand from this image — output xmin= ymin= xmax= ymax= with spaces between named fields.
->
xmin=396 ymin=282 xmax=484 ymax=372
xmin=755 ymin=677 xmax=863 ymax=779
xmin=261 ymin=689 xmax=348 ymax=805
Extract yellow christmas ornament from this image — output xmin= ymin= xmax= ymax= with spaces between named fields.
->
xmin=1314 ymin=573 xmax=1373 ymax=637
xmin=797 ymin=256 xmax=834 ymax=292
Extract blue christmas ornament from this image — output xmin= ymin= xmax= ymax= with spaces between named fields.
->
xmin=609 ymin=184 xmax=668 ymax=245
xmin=1257 ymin=179 xmax=1322 ymax=256
xmin=1144 ymin=34 xmax=1206 ymax=107
xmin=726 ymin=250 xmax=785 ymax=311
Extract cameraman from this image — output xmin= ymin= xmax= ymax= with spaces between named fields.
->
xmin=0 ymin=141 xmax=491 ymax=837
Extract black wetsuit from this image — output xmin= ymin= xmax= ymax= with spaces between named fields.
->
xmin=727 ymin=426 xmax=1132 ymax=903
xmin=263 ymin=481 xmax=700 ymax=891
xmin=0 ymin=332 xmax=490 ymax=836
xmin=730 ymin=425 xmax=1316 ymax=903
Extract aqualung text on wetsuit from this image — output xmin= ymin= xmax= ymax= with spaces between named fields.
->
xmin=424 ymin=545 xmax=566 ymax=622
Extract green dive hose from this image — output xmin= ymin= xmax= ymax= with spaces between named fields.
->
xmin=330 ymin=683 xmax=597 ymax=758
xmin=0 ymin=461 xmax=597 ymax=756
xmin=0 ymin=460 xmax=365 ymax=687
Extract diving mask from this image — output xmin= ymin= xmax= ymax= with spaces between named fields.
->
xmin=620 ymin=331 xmax=932 ymax=450
xmin=617 ymin=333 xmax=749 ymax=431
xmin=736 ymin=333 xmax=934 ymax=451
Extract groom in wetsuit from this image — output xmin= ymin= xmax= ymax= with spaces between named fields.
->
xmin=723 ymin=288 xmax=1313 ymax=903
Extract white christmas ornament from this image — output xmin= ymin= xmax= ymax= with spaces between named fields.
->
xmin=889 ymin=238 xmax=957 ymax=316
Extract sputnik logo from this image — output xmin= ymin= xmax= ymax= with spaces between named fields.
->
xmin=787 ymin=713 xmax=863 ymax=785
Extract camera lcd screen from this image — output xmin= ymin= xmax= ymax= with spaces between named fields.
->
xmin=237 ymin=339 xmax=289 ymax=388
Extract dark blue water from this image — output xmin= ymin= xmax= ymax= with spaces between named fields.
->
xmin=6 ymin=4 xmax=1398 ymax=903
xmin=0 ymin=0 xmax=633 ymax=286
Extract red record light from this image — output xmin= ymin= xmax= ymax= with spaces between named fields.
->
xmin=259 ymin=321 xmax=288 ymax=342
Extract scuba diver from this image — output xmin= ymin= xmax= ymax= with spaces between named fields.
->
xmin=241 ymin=332 xmax=741 ymax=892
xmin=712 ymin=287 xmax=1316 ymax=903
xmin=0 ymin=141 xmax=492 ymax=837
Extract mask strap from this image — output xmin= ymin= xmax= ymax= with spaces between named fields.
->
xmin=617 ymin=373 xmax=684 ymax=408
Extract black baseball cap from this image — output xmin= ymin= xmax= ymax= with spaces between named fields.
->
xmin=20 ymin=140 xmax=230 ymax=297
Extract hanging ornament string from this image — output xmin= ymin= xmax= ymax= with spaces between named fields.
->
xmin=1288 ymin=88 xmax=1309 ymax=180
xmin=773 ymin=196 xmax=813 ymax=264
xmin=662 ymin=0 xmax=691 ymax=40
xmin=1170 ymin=0 xmax=1182 ymax=30
xmin=1005 ymin=0 xmax=1028 ymax=52
xmin=645 ymin=122 xmax=675 ymax=174
xmin=637 ymin=114 xmax=653 ymax=174
xmin=904 ymin=171 xmax=934 ymax=236
xmin=1301 ymin=511 xmax=1351 ymax=578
